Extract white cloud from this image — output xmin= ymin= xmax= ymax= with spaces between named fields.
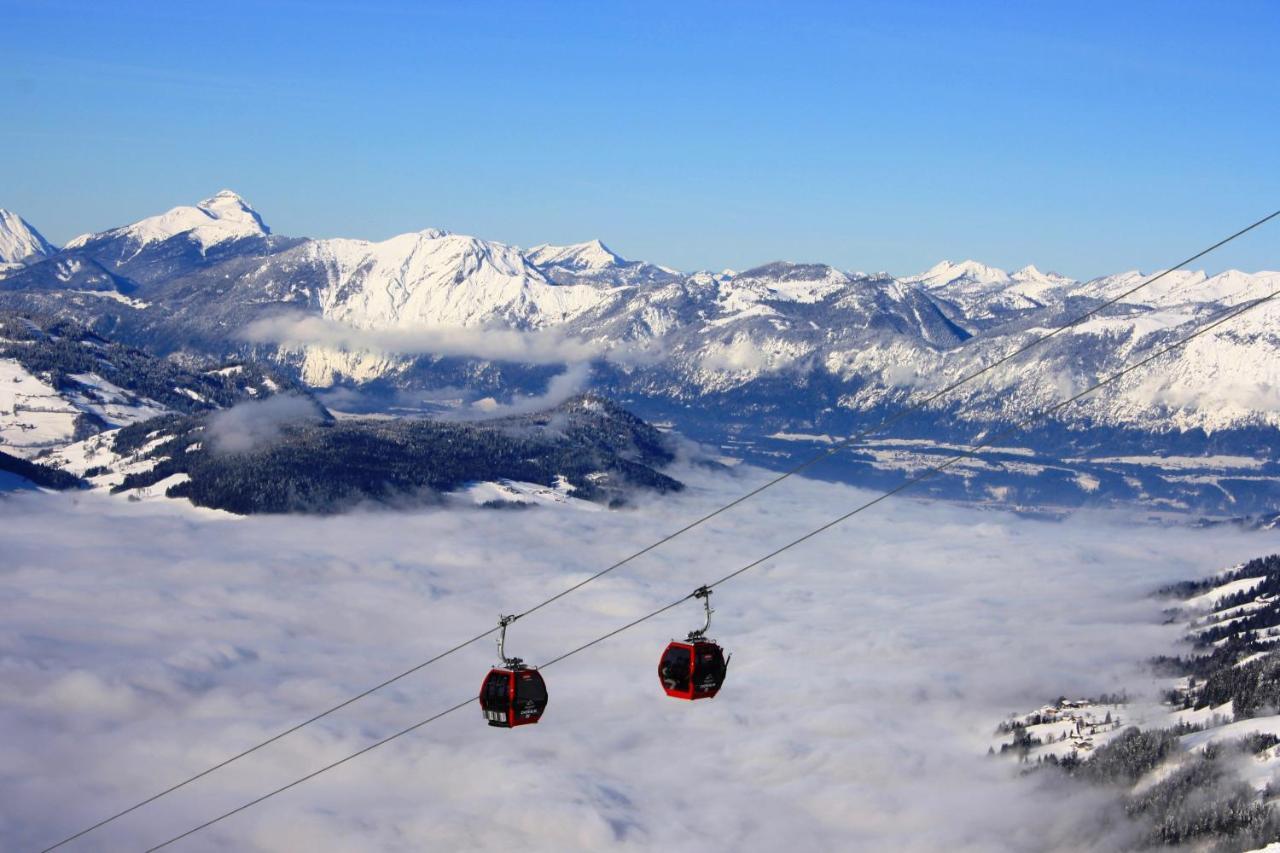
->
xmin=462 ymin=363 xmax=594 ymax=420
xmin=242 ymin=314 xmax=608 ymax=366
xmin=701 ymin=335 xmax=802 ymax=374
xmin=0 ymin=468 xmax=1269 ymax=850
xmin=206 ymin=393 xmax=326 ymax=454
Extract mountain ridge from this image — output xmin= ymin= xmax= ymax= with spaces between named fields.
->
xmin=2 ymin=192 xmax=1277 ymax=515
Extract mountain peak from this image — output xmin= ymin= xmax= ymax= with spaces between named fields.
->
xmin=0 ymin=209 xmax=57 ymax=265
xmin=205 ymin=188 xmax=249 ymax=204
xmin=412 ymin=227 xmax=452 ymax=240
xmin=912 ymin=259 xmax=1010 ymax=286
xmin=736 ymin=260 xmax=846 ymax=281
xmin=1011 ymin=264 xmax=1074 ymax=287
xmin=66 ymin=190 xmax=270 ymax=252
xmin=582 ymin=237 xmax=620 ymax=258
xmin=527 ymin=239 xmax=626 ymax=271
xmin=196 ymin=190 xmax=269 ymax=233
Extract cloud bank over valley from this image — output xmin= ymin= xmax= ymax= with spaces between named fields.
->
xmin=0 ymin=464 xmax=1272 ymax=851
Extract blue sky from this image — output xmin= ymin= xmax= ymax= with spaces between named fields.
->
xmin=3 ymin=0 xmax=1277 ymax=278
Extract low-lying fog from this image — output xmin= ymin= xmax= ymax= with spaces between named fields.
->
xmin=1 ymin=464 xmax=1272 ymax=851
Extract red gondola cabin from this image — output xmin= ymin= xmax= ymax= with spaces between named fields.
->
xmin=659 ymin=639 xmax=728 ymax=700
xmin=480 ymin=667 xmax=548 ymax=728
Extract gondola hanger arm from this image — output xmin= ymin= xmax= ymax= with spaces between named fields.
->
xmin=496 ymin=614 xmax=524 ymax=669
xmin=687 ymin=586 xmax=714 ymax=641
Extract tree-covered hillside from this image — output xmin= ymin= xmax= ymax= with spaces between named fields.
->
xmin=0 ymin=311 xmax=298 ymax=417
xmin=993 ymin=554 xmax=1280 ymax=852
xmin=107 ymin=395 xmax=683 ymax=514
xmin=0 ymin=449 xmax=82 ymax=490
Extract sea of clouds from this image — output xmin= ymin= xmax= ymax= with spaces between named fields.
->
xmin=1 ymin=463 xmax=1275 ymax=851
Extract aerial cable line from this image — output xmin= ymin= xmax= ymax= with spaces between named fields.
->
xmin=38 ymin=209 xmax=1279 ymax=852
xmin=139 ymin=284 xmax=1280 ymax=852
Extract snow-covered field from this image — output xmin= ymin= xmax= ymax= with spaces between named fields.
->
xmin=1 ymin=464 xmax=1275 ymax=851
xmin=0 ymin=356 xmax=82 ymax=453
xmin=0 ymin=357 xmax=168 ymax=458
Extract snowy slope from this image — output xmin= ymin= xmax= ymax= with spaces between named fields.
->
xmin=908 ymin=259 xmax=1074 ymax=294
xmin=914 ymin=277 xmax=1280 ymax=434
xmin=992 ymin=554 xmax=1280 ymax=848
xmin=0 ymin=357 xmax=167 ymax=457
xmin=283 ymin=243 xmax=1280 ymax=435
xmin=307 ymin=230 xmax=607 ymax=330
xmin=1078 ymin=266 xmax=1280 ymax=309
xmin=526 ymin=239 xmax=626 ymax=272
xmin=0 ymin=357 xmax=91 ymax=455
xmin=41 ymin=427 xmax=179 ymax=496
xmin=64 ymin=190 xmax=268 ymax=255
xmin=908 ymin=259 xmax=1077 ymax=323
xmin=0 ymin=312 xmax=296 ymax=459
xmin=909 ymin=258 xmax=1014 ymax=289
xmin=0 ymin=208 xmax=56 ymax=267
xmin=565 ymin=261 xmax=969 ymax=390
xmin=525 ymin=239 xmax=682 ymax=288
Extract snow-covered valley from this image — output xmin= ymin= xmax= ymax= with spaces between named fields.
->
xmin=1 ymin=464 xmax=1276 ymax=851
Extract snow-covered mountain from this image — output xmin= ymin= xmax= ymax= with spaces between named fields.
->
xmin=307 ymin=230 xmax=605 ymax=330
xmin=908 ymin=259 xmax=1077 ymax=326
xmin=1 ymin=191 xmax=1277 ymax=514
xmin=64 ymin=189 xmax=269 ymax=256
xmin=527 ymin=238 xmax=626 ymax=273
xmin=527 ymin=239 xmax=683 ymax=287
xmin=0 ymin=209 xmax=56 ymax=269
